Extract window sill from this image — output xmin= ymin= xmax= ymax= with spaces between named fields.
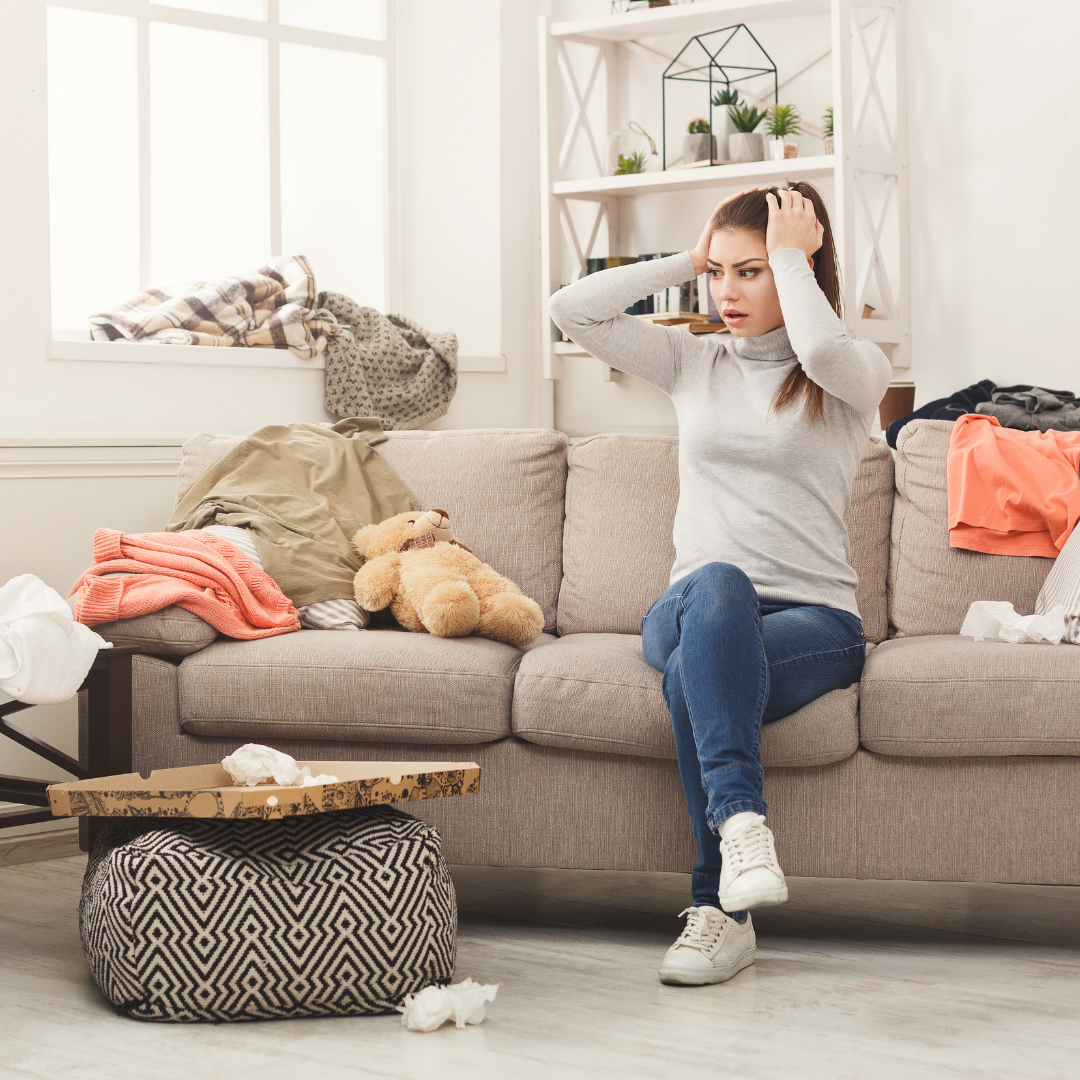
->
xmin=47 ymin=334 xmax=507 ymax=372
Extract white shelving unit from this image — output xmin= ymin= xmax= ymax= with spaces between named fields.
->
xmin=539 ymin=0 xmax=909 ymax=379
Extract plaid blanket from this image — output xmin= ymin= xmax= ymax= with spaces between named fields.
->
xmin=88 ymin=254 xmax=340 ymax=359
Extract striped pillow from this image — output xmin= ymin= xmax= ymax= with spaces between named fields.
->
xmin=1035 ymin=526 xmax=1080 ymax=644
xmin=200 ymin=525 xmax=369 ymax=631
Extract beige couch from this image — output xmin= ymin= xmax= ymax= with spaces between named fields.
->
xmin=87 ymin=418 xmax=1080 ymax=885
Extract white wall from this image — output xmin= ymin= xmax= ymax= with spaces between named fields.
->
xmin=906 ymin=0 xmax=1080 ymax=405
xmin=396 ymin=0 xmax=553 ymax=430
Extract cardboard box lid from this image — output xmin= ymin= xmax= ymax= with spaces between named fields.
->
xmin=47 ymin=760 xmax=480 ymax=821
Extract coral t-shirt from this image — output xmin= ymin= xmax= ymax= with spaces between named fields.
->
xmin=948 ymin=413 xmax=1080 ymax=557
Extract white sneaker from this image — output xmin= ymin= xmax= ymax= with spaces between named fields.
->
xmin=718 ymin=814 xmax=788 ymax=913
xmin=658 ymin=906 xmax=756 ymax=986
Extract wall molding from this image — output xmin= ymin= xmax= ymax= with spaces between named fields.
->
xmin=0 ymin=459 xmax=181 ymax=480
xmin=0 ymin=442 xmax=183 ymax=480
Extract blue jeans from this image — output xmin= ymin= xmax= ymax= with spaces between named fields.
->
xmin=641 ymin=562 xmax=866 ymax=911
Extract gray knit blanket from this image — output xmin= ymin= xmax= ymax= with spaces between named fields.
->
xmin=320 ymin=292 xmax=458 ymax=430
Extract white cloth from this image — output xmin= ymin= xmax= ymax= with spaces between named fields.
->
xmin=0 ymin=575 xmax=110 ymax=705
xmin=1035 ymin=520 xmax=1080 ymax=643
xmin=397 ymin=979 xmax=499 ymax=1032
xmin=960 ymin=600 xmax=1067 ymax=645
xmin=220 ymin=743 xmax=338 ymax=787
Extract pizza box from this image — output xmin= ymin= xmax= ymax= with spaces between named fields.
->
xmin=47 ymin=760 xmax=480 ymax=821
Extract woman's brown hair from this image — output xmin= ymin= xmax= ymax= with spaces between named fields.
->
xmin=709 ymin=181 xmax=841 ymax=426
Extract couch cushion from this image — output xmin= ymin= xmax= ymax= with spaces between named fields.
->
xmin=889 ymin=420 xmax=1054 ymax=637
xmin=178 ymin=628 xmax=533 ymax=744
xmin=93 ymin=605 xmax=218 ymax=657
xmin=557 ymin=434 xmax=893 ymax=643
xmin=557 ymin=435 xmax=679 ymax=640
xmin=177 ymin=427 xmax=567 ymax=634
xmin=860 ymin=634 xmax=1080 ymax=756
xmin=512 ymin=632 xmax=859 ymax=767
xmin=375 ymin=429 xmax=566 ymax=633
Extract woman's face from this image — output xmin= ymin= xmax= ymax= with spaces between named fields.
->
xmin=707 ymin=227 xmax=785 ymax=338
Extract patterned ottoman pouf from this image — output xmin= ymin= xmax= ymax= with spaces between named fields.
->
xmin=80 ymin=805 xmax=456 ymax=1022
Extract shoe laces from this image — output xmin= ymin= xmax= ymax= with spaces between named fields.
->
xmin=674 ymin=906 xmax=726 ymax=950
xmin=722 ymin=819 xmax=777 ymax=875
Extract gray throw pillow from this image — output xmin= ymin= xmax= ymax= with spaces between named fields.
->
xmin=93 ymin=606 xmax=218 ymax=657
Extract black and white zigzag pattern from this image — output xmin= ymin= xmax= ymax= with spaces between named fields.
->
xmin=80 ymin=806 xmax=456 ymax=1022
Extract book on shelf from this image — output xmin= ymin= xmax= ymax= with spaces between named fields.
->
xmin=696 ymin=272 xmax=722 ymax=322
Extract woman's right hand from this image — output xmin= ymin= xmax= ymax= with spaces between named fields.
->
xmin=688 ymin=187 xmax=759 ymax=275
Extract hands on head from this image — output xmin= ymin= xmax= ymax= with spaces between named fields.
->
xmin=688 ymin=185 xmax=824 ymax=276
xmin=689 ymin=187 xmax=760 ymax=276
xmin=764 ymin=187 xmax=824 ymax=264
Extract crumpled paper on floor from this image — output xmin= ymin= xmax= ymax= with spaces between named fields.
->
xmin=398 ymin=978 xmax=499 ymax=1032
xmin=960 ymin=601 xmax=1067 ymax=645
xmin=220 ymin=743 xmax=339 ymax=787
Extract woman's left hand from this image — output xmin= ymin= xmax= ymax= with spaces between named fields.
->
xmin=765 ymin=188 xmax=824 ymax=258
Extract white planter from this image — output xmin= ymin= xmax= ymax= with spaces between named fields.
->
xmin=710 ymin=111 xmax=734 ymax=158
xmin=682 ymin=133 xmax=717 ymax=164
xmin=727 ymin=131 xmax=764 ymax=163
xmin=824 ymin=135 xmax=835 ymax=154
xmin=767 ymin=136 xmax=800 ymax=160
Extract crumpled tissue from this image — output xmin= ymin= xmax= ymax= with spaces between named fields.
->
xmin=0 ymin=574 xmax=110 ymax=705
xmin=220 ymin=743 xmax=339 ymax=787
xmin=397 ymin=979 xmax=499 ymax=1032
xmin=960 ymin=601 xmax=1067 ymax=645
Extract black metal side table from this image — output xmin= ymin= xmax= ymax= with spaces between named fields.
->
xmin=0 ymin=646 xmax=139 ymax=838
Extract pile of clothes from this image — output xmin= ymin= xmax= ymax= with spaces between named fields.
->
xmin=68 ymin=418 xmax=419 ymax=642
xmin=887 ymin=380 xmax=1080 ymax=448
xmin=947 ymin=412 xmax=1080 ymax=645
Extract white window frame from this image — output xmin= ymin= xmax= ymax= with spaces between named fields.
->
xmin=44 ymin=0 xmax=397 ymax=371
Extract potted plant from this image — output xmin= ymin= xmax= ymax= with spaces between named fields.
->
xmin=765 ymin=103 xmax=801 ymax=159
xmin=709 ymin=87 xmax=742 ymax=162
xmin=614 ymin=150 xmax=648 ymax=175
xmin=823 ymin=106 xmax=834 ymax=154
xmin=605 ymin=121 xmax=657 ymax=175
xmin=683 ymin=117 xmax=717 ymax=164
xmin=727 ymin=104 xmax=768 ymax=163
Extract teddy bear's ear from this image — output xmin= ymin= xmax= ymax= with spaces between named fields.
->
xmin=352 ymin=523 xmax=378 ymax=560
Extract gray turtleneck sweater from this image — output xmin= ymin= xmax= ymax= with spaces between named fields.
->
xmin=548 ymin=249 xmax=892 ymax=617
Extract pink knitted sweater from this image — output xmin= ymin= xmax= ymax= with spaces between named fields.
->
xmin=69 ymin=529 xmax=299 ymax=639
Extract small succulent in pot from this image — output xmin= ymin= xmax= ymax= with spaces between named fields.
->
xmin=822 ymin=106 xmax=834 ymax=154
xmin=711 ymin=87 xmax=742 ymax=108
xmin=765 ymin=102 xmax=802 ymax=159
xmin=727 ymin=104 xmax=768 ymax=163
xmin=683 ymin=117 xmax=717 ymax=165
xmin=615 ymin=149 xmax=648 ymax=175
xmin=709 ymin=88 xmax=741 ymax=157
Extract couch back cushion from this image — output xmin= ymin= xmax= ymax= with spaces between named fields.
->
xmin=888 ymin=419 xmax=1054 ymax=637
xmin=374 ymin=429 xmax=567 ymax=632
xmin=556 ymin=433 xmax=894 ymax=643
xmin=176 ymin=427 xmax=567 ymax=633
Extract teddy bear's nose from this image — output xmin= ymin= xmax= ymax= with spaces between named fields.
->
xmin=431 ymin=508 xmax=449 ymax=519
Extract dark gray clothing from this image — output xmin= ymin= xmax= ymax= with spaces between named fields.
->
xmin=976 ymin=387 xmax=1080 ymax=431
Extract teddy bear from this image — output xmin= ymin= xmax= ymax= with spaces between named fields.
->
xmin=351 ymin=509 xmax=544 ymax=648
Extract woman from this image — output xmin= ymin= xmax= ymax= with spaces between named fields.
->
xmin=548 ymin=183 xmax=891 ymax=987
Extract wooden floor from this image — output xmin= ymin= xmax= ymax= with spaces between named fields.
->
xmin=3 ymin=846 xmax=1079 ymax=1079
